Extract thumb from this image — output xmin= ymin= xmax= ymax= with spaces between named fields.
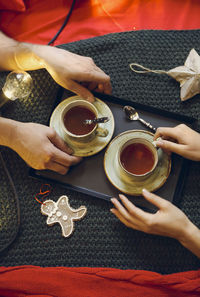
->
xmin=66 ymin=80 xmax=95 ymax=102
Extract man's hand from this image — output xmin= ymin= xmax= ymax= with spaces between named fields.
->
xmin=10 ymin=122 xmax=81 ymax=174
xmin=41 ymin=47 xmax=112 ymax=102
xmin=0 ymin=31 xmax=112 ymax=102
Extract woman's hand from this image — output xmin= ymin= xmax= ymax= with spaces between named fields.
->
xmin=10 ymin=122 xmax=81 ymax=174
xmin=111 ymin=189 xmax=200 ymax=258
xmin=111 ymin=189 xmax=191 ymax=240
xmin=154 ymin=124 xmax=200 ymax=161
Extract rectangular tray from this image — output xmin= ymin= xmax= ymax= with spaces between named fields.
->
xmin=30 ymin=90 xmax=196 ymax=211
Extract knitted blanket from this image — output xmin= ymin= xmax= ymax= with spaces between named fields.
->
xmin=0 ymin=30 xmax=200 ymax=276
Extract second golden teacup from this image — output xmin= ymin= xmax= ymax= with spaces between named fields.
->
xmin=118 ymin=137 xmax=158 ymax=181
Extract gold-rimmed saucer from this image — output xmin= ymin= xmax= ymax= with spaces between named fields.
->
xmin=50 ymin=96 xmax=115 ymax=157
xmin=104 ymin=130 xmax=171 ymax=196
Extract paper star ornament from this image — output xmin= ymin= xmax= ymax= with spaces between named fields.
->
xmin=167 ymin=49 xmax=200 ymax=101
xmin=130 ymin=48 xmax=200 ymax=101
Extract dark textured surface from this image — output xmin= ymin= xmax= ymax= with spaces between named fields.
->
xmin=0 ymin=30 xmax=200 ymax=274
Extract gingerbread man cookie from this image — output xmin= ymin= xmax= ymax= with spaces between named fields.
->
xmin=41 ymin=195 xmax=87 ymax=237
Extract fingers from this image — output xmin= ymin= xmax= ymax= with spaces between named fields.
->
xmin=79 ymin=67 xmax=111 ymax=84
xmin=52 ymin=146 xmax=82 ymax=166
xmin=81 ymin=81 xmax=112 ymax=95
xmin=154 ymin=126 xmax=187 ymax=155
xmin=111 ymin=190 xmax=168 ymax=222
xmin=96 ymin=82 xmax=112 ymax=94
xmin=49 ymin=129 xmax=74 ymax=154
xmin=119 ymin=194 xmax=148 ymax=220
xmin=154 ymin=127 xmax=178 ymax=140
xmin=65 ymin=80 xmax=95 ymax=102
xmin=155 ymin=138 xmax=186 ymax=155
xmin=90 ymin=66 xmax=112 ymax=94
xmin=111 ymin=195 xmax=150 ymax=223
xmin=86 ymin=81 xmax=98 ymax=91
xmin=64 ymin=79 xmax=112 ymax=102
xmin=154 ymin=125 xmax=189 ymax=142
xmin=74 ymin=66 xmax=112 ymax=95
xmin=48 ymin=129 xmax=82 ymax=168
xmin=46 ymin=161 xmax=70 ymax=175
xmin=142 ymin=189 xmax=168 ymax=209
xmin=111 ymin=197 xmax=134 ymax=222
xmin=110 ymin=208 xmax=136 ymax=228
xmin=43 ymin=147 xmax=81 ymax=174
xmin=66 ymin=78 xmax=111 ymax=101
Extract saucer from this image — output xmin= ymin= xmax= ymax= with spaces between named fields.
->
xmin=50 ymin=96 xmax=115 ymax=157
xmin=104 ymin=130 xmax=171 ymax=196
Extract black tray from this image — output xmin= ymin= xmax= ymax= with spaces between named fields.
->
xmin=30 ymin=90 xmax=196 ymax=211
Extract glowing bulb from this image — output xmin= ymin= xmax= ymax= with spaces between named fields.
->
xmin=2 ymin=71 xmax=33 ymax=101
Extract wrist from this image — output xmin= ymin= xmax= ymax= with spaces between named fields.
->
xmin=178 ymin=221 xmax=200 ymax=257
xmin=0 ymin=117 xmax=20 ymax=148
xmin=0 ymin=31 xmax=45 ymax=71
xmin=14 ymin=42 xmax=46 ymax=71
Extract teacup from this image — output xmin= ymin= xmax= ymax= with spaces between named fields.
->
xmin=118 ymin=137 xmax=158 ymax=180
xmin=60 ymin=99 xmax=108 ymax=144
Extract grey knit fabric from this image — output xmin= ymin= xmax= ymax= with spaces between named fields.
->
xmin=0 ymin=30 xmax=200 ymax=274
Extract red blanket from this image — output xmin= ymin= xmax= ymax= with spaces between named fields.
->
xmin=0 ymin=266 xmax=200 ymax=296
xmin=1 ymin=0 xmax=200 ymax=45
xmin=1 ymin=1 xmax=200 ymax=295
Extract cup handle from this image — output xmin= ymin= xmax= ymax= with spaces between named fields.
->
xmin=95 ymin=127 xmax=109 ymax=137
xmin=152 ymin=137 xmax=162 ymax=149
xmin=152 ymin=138 xmax=164 ymax=163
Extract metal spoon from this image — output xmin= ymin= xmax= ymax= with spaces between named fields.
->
xmin=84 ymin=116 xmax=110 ymax=125
xmin=123 ymin=105 xmax=156 ymax=132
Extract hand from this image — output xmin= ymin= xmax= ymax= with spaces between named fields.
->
xmin=110 ymin=189 xmax=191 ymax=240
xmin=38 ymin=46 xmax=112 ymax=102
xmin=0 ymin=31 xmax=112 ymax=101
xmin=154 ymin=124 xmax=200 ymax=161
xmin=10 ymin=122 xmax=81 ymax=174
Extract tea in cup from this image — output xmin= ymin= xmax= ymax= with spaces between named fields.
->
xmin=60 ymin=99 xmax=108 ymax=143
xmin=118 ymin=137 xmax=158 ymax=179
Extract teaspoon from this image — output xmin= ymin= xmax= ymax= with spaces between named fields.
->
xmin=84 ymin=116 xmax=110 ymax=125
xmin=123 ymin=105 xmax=156 ymax=132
